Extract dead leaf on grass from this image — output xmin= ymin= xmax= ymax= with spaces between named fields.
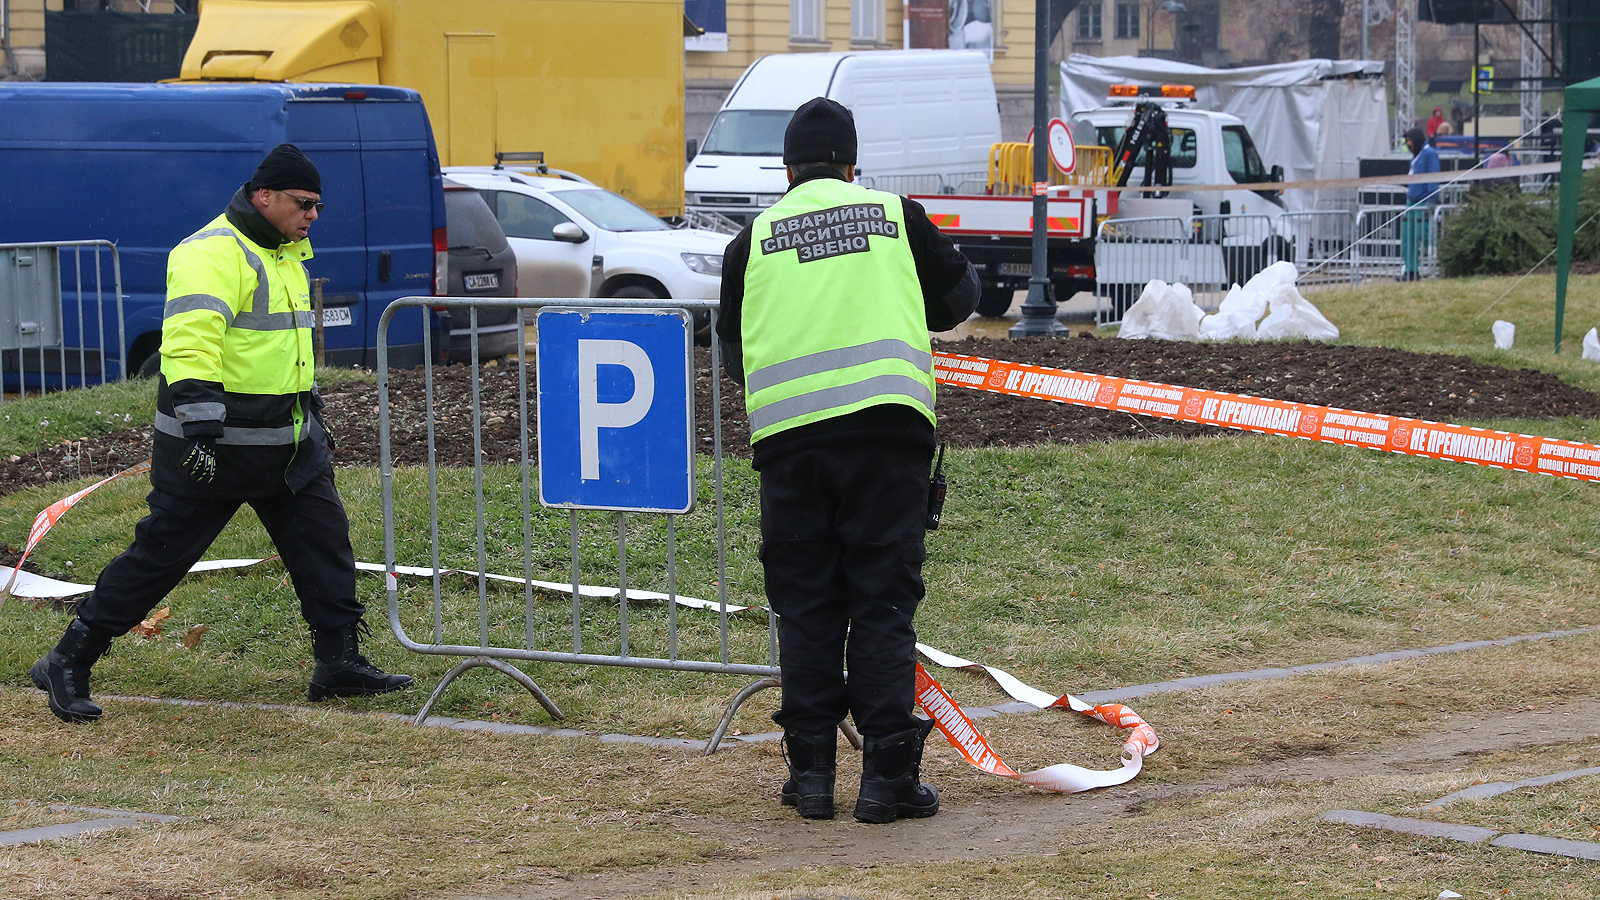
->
xmin=182 ymin=624 xmax=210 ymax=649
xmin=131 ymin=607 xmax=171 ymax=639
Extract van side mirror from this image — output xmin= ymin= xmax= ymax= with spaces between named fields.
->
xmin=1270 ymin=165 xmax=1284 ymax=183
xmin=552 ymin=222 xmax=588 ymax=243
xmin=686 ymin=138 xmax=698 ymax=162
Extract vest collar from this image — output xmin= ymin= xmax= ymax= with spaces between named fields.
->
xmin=224 ymin=184 xmax=314 ymax=258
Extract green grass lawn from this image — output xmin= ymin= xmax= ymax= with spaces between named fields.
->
xmin=0 ymin=275 xmax=1597 ymax=899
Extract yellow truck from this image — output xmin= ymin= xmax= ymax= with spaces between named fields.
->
xmin=179 ymin=0 xmax=686 ymax=215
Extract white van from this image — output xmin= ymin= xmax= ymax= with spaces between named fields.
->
xmin=685 ymin=50 xmax=1001 ymax=226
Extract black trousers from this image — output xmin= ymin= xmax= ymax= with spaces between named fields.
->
xmin=759 ymin=442 xmax=932 ymax=739
xmin=76 ymin=470 xmax=363 ymax=636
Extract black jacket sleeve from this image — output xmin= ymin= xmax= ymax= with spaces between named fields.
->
xmin=901 ymin=196 xmax=979 ymax=331
xmin=716 ymin=225 xmax=754 ymax=386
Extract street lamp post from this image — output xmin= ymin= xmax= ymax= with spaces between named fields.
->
xmin=1008 ymin=0 xmax=1067 ymax=337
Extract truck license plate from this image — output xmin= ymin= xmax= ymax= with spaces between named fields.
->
xmin=998 ymin=262 xmax=1032 ymax=276
xmin=465 ymin=273 xmax=499 ymax=291
xmin=321 ymin=306 xmax=352 ymax=327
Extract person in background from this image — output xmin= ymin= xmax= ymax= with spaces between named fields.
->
xmin=1402 ymin=127 xmax=1441 ymax=282
xmin=1425 ymin=106 xmax=1446 ymax=138
xmin=717 ymin=97 xmax=979 ymax=824
xmin=30 ymin=144 xmax=412 ymax=724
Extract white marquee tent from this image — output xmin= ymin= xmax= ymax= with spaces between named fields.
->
xmin=1059 ymin=54 xmax=1391 ymax=214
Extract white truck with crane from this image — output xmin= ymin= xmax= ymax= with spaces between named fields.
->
xmin=914 ymin=84 xmax=1291 ymax=319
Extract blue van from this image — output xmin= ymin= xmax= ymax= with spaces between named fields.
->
xmin=0 ymin=81 xmax=447 ymax=376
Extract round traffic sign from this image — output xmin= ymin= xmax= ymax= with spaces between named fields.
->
xmin=1046 ymin=118 xmax=1075 ymax=175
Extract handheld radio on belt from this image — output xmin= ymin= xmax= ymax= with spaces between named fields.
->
xmin=926 ymin=442 xmax=947 ymax=531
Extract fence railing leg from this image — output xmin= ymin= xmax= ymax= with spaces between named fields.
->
xmin=412 ymin=655 xmax=564 ymax=726
xmin=838 ymin=717 xmax=863 ymax=752
xmin=704 ymin=675 xmax=781 ymax=755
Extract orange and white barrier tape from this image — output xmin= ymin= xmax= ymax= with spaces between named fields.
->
xmin=0 ymin=460 xmax=150 ymax=604
xmin=915 ymin=644 xmax=1159 ymax=793
xmin=4 ymin=455 xmax=1160 ymax=793
xmin=934 ymin=351 xmax=1600 ymax=483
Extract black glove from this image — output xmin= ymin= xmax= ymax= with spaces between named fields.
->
xmin=182 ymin=437 xmax=218 ymax=485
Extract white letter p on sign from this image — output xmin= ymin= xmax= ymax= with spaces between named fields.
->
xmin=577 ymin=339 xmax=655 ymax=480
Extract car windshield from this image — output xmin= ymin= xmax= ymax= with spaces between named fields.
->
xmin=558 ymin=188 xmax=670 ymax=232
xmin=700 ymin=109 xmax=792 ymax=156
xmin=1222 ymin=125 xmax=1268 ymax=184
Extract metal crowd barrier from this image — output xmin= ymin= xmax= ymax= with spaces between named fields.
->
xmin=985 ymin=144 xmax=1113 ymax=195
xmin=1277 ymin=210 xmax=1361 ymax=285
xmin=858 ymin=170 xmax=988 ymax=196
xmin=1093 ymin=213 xmax=1281 ymax=324
xmin=375 ymin=296 xmax=786 ymax=754
xmin=0 ymin=241 xmax=126 ymax=396
xmin=1354 ymin=206 xmax=1425 ymax=279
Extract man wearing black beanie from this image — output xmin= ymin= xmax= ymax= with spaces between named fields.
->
xmin=717 ymin=96 xmax=979 ymax=823
xmin=31 ymin=144 xmax=411 ymax=725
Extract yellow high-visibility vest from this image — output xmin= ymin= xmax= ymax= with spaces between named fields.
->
xmin=741 ymin=177 xmax=936 ymax=443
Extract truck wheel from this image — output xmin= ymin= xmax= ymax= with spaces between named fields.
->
xmin=135 ymin=351 xmax=161 ymax=379
xmin=1051 ymin=278 xmax=1095 ymax=305
xmin=975 ymin=284 xmax=1015 ymax=318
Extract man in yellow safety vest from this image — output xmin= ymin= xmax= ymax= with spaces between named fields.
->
xmin=717 ymin=97 xmax=979 ymax=823
xmin=32 ymin=144 xmax=412 ymax=724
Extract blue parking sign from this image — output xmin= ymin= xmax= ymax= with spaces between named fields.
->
xmin=536 ymin=308 xmax=695 ymax=513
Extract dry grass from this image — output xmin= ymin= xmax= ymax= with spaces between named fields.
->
xmin=0 ymin=633 xmax=1595 ymax=899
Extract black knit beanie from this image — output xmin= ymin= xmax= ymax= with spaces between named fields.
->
xmin=783 ymin=97 xmax=857 ymax=166
xmin=249 ymin=143 xmax=322 ymax=194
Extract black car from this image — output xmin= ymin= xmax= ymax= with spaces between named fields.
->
xmin=441 ymin=179 xmax=520 ymax=362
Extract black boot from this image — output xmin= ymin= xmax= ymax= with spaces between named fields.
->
xmin=852 ymin=717 xmax=940 ymax=824
xmin=308 ymin=620 xmax=413 ymax=701
xmin=780 ymin=729 xmax=837 ymax=819
xmin=31 ymin=618 xmax=116 ymax=723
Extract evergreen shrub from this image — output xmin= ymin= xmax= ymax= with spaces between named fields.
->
xmin=1438 ymin=183 xmax=1556 ymax=277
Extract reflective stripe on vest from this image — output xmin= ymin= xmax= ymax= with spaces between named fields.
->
xmin=741 ymin=178 xmax=935 ymax=442
xmin=155 ymin=411 xmax=299 ymax=446
xmin=172 ymin=227 xmax=312 ymax=332
xmin=745 ymin=337 xmax=933 ymax=394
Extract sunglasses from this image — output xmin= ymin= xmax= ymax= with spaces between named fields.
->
xmin=276 ymin=190 xmax=325 ymax=213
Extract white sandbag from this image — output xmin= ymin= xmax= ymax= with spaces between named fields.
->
xmin=1238 ymin=260 xmax=1298 ymax=319
xmin=1256 ymin=282 xmax=1340 ymax=341
xmin=1199 ymin=283 xmax=1259 ymax=340
xmin=1118 ymin=280 xmax=1203 ymax=341
xmin=1492 ymin=320 xmax=1516 ymax=350
xmin=1583 ymin=327 xmax=1600 ymax=360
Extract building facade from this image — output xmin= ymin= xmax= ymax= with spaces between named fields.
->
xmin=3 ymin=0 xmax=185 ymax=81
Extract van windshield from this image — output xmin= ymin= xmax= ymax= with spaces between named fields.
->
xmin=558 ymin=189 xmax=670 ymax=232
xmin=701 ymin=110 xmax=792 ymax=156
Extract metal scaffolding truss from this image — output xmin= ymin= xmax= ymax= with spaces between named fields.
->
xmin=1401 ymin=1 xmax=1571 ymax=156
xmin=1395 ymin=0 xmax=1415 ymax=148
xmin=1522 ymin=0 xmax=1551 ymax=137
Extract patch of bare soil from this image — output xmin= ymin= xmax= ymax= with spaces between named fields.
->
xmin=6 ymin=338 xmax=1598 ymax=502
xmin=456 ymin=698 xmax=1600 ymax=900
